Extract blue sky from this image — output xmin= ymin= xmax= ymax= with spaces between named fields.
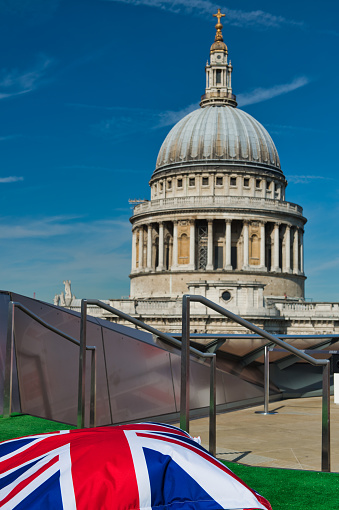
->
xmin=0 ymin=0 xmax=338 ymax=303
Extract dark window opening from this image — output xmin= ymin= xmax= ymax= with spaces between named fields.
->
xmin=216 ymin=69 xmax=222 ymax=84
xmin=256 ymin=179 xmax=261 ymax=188
xmin=244 ymin=178 xmax=250 ymax=187
xmin=167 ymin=180 xmax=172 ymax=189
xmin=202 ymin=177 xmax=209 ymax=186
xmin=214 ymin=246 xmax=223 ymax=269
xmin=231 ymin=246 xmax=237 ymax=269
xmin=230 ymin=177 xmax=237 ymax=186
xmin=189 ymin=177 xmax=195 ymax=186
xmin=222 ymin=291 xmax=231 ymax=302
xmin=266 ymin=181 xmax=271 ymax=190
xmin=177 ymin=178 xmax=183 ymax=188
xmin=160 ymin=182 xmax=163 ymax=191
xmin=216 ymin=176 xmax=223 ymax=186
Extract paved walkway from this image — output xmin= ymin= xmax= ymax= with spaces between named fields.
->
xmin=176 ymin=396 xmax=339 ymax=472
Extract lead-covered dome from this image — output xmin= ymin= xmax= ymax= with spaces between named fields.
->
xmin=154 ymin=106 xmax=281 ymax=175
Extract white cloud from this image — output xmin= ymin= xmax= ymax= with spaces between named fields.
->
xmin=0 ymin=176 xmax=24 ymax=183
xmin=102 ymin=0 xmax=303 ymax=29
xmin=0 ymin=214 xmax=132 ymax=301
xmin=0 ymin=0 xmax=60 ymax=21
xmin=94 ymin=103 xmax=198 ymax=140
xmin=156 ymin=103 xmax=198 ymax=128
xmin=237 ymin=77 xmax=310 ymax=107
xmin=286 ymin=175 xmax=333 ymax=185
xmin=0 ymin=55 xmax=53 ymax=100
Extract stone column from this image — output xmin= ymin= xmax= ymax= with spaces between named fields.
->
xmin=284 ymin=225 xmax=291 ymax=273
xmin=146 ymin=224 xmax=152 ymax=271
xmin=272 ymin=223 xmax=280 ymax=272
xmin=172 ymin=221 xmax=178 ymax=269
xmin=293 ymin=227 xmax=299 ymax=274
xmin=224 ymin=220 xmax=232 ymax=270
xmin=157 ymin=222 xmax=164 ymax=271
xmin=260 ymin=222 xmax=266 ymax=269
xmin=300 ymin=230 xmax=304 ymax=274
xmin=206 ymin=220 xmax=213 ymax=270
xmin=131 ymin=229 xmax=137 ymax=272
xmin=189 ymin=220 xmax=195 ymax=270
xmin=242 ymin=221 xmax=249 ymax=269
xmin=138 ymin=227 xmax=144 ymax=271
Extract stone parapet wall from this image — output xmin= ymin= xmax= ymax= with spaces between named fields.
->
xmin=133 ymin=195 xmax=303 ymax=218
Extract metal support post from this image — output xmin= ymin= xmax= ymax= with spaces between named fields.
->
xmin=90 ymin=348 xmax=97 ymax=428
xmin=3 ymin=302 xmax=15 ymax=418
xmin=321 ymin=361 xmax=331 ymax=472
xmin=180 ymin=295 xmax=190 ymax=433
xmin=78 ymin=299 xmax=87 ymax=428
xmin=255 ymin=344 xmax=276 ymax=415
xmin=209 ymin=354 xmax=216 ymax=456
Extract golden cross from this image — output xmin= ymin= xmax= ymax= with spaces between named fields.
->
xmin=213 ymin=8 xmax=225 ymax=24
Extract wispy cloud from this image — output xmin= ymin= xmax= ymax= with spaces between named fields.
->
xmin=91 ymin=74 xmax=310 ymax=139
xmin=0 ymin=215 xmax=131 ymax=241
xmin=0 ymin=176 xmax=24 ymax=183
xmin=265 ymin=123 xmax=324 ymax=136
xmin=0 ymin=134 xmax=22 ymax=141
xmin=0 ymin=214 xmax=132 ymax=301
xmin=156 ymin=103 xmax=198 ymax=128
xmin=286 ymin=175 xmax=333 ymax=185
xmin=102 ymin=0 xmax=303 ymax=29
xmin=237 ymin=77 xmax=310 ymax=107
xmin=0 ymin=0 xmax=60 ymax=22
xmin=0 ymin=54 xmax=53 ymax=100
xmin=93 ymin=103 xmax=198 ymax=140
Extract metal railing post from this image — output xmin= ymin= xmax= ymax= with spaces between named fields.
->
xmin=180 ymin=294 xmax=190 ymax=433
xmin=90 ymin=347 xmax=97 ymax=428
xmin=78 ymin=299 xmax=87 ymax=428
xmin=3 ymin=302 xmax=15 ymax=417
xmin=255 ymin=345 xmax=276 ymax=416
xmin=209 ymin=353 xmax=216 ymax=456
xmin=321 ymin=360 xmax=330 ymax=472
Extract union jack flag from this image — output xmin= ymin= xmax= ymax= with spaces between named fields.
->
xmin=0 ymin=423 xmax=271 ymax=509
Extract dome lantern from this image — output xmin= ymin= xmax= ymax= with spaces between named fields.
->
xmin=200 ymin=9 xmax=237 ymax=108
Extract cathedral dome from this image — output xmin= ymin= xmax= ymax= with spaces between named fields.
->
xmin=154 ymin=105 xmax=281 ymax=176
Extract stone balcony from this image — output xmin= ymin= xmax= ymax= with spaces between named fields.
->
xmin=133 ymin=195 xmax=303 ymax=217
xmin=274 ymin=301 xmax=339 ymax=318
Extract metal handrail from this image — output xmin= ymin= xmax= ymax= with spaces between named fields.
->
xmin=3 ymin=301 xmax=97 ymax=428
xmin=78 ymin=299 xmax=217 ymax=455
xmin=182 ymin=295 xmax=331 ymax=472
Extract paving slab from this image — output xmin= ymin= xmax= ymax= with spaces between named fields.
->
xmin=176 ymin=396 xmax=339 ymax=472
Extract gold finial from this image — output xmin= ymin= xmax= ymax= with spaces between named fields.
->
xmin=213 ymin=8 xmax=225 ymax=42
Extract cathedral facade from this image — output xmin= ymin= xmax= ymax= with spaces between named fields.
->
xmin=62 ymin=12 xmax=339 ymax=336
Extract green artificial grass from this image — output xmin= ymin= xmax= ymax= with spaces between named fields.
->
xmin=221 ymin=460 xmax=339 ymax=510
xmin=0 ymin=414 xmax=76 ymax=442
xmin=1 ymin=415 xmax=338 ymax=509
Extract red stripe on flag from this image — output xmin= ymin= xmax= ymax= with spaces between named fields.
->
xmin=70 ymin=428 xmax=139 ymax=510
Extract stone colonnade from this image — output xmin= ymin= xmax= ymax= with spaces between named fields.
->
xmin=132 ymin=219 xmax=304 ymax=275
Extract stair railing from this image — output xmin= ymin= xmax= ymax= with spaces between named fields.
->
xmin=78 ymin=299 xmax=217 ymax=455
xmin=181 ymin=295 xmax=331 ymax=473
xmin=3 ymin=301 xmax=97 ymax=428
